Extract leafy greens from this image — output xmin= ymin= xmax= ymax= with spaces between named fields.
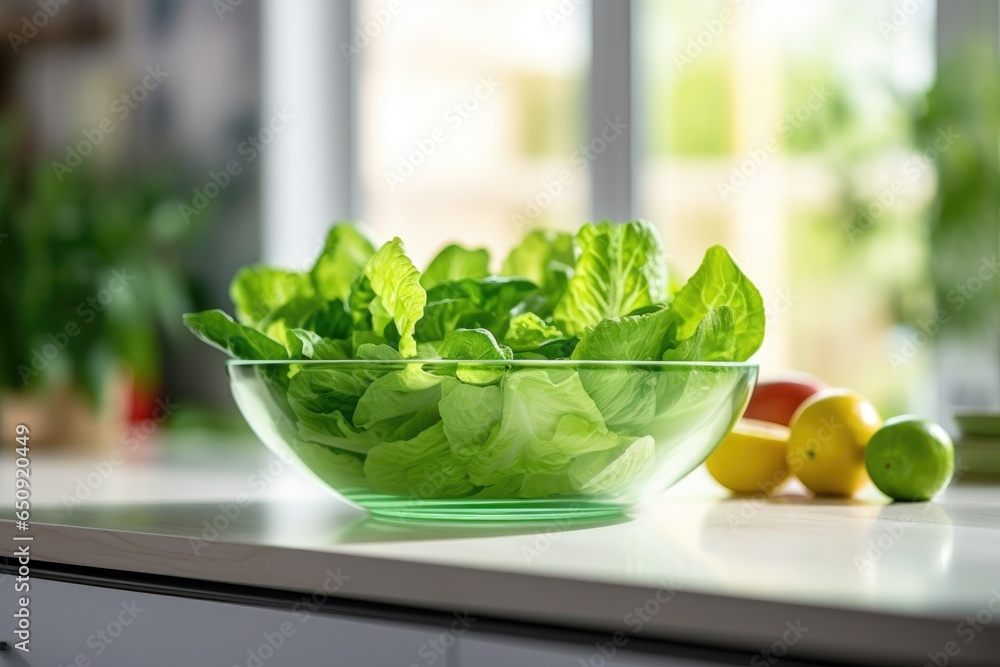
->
xmin=184 ymin=220 xmax=764 ymax=500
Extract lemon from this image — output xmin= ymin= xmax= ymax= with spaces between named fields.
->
xmin=787 ymin=389 xmax=882 ymax=496
xmin=707 ymin=419 xmax=791 ymax=494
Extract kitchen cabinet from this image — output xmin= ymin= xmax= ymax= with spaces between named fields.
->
xmin=0 ymin=578 xmax=449 ymax=667
xmin=3 ymin=459 xmax=999 ymax=666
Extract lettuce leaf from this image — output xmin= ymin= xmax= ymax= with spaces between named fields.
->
xmin=421 ymin=277 xmax=537 ymax=340
xmin=466 ymin=370 xmax=606 ymax=486
xmin=571 ymin=435 xmax=656 ymax=495
xmin=352 ymin=364 xmax=444 ymax=428
xmin=501 ymin=229 xmax=574 ymax=314
xmin=554 ymin=220 xmax=668 ymax=336
xmin=503 ymin=313 xmax=564 ymax=352
xmin=420 ymin=244 xmax=490 ymax=289
xmin=230 ymin=267 xmax=315 ymax=329
xmin=186 ymin=220 xmax=768 ymax=504
xmin=439 ymin=382 xmax=502 ymax=459
xmin=287 ymin=329 xmax=352 ymax=360
xmin=668 ymin=245 xmax=764 ymax=361
xmin=183 ymin=310 xmax=288 ymax=360
xmin=663 ymin=306 xmax=737 ymax=361
xmin=311 ymin=223 xmax=376 ymax=302
xmin=364 ymin=423 xmax=476 ymax=497
xmin=437 ymin=328 xmax=513 ymax=384
xmin=360 ymin=238 xmax=427 ymax=358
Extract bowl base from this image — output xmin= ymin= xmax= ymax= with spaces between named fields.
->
xmin=344 ymin=494 xmax=628 ymax=522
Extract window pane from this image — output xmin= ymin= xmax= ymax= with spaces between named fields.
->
xmin=639 ymin=0 xmax=937 ymax=415
xmin=357 ymin=0 xmax=590 ymax=267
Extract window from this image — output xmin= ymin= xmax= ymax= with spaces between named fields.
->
xmin=636 ymin=0 xmax=937 ymax=413
xmin=356 ymin=0 xmax=590 ymax=267
xmin=262 ymin=0 xmax=996 ymax=420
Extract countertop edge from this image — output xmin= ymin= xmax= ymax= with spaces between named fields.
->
xmin=3 ymin=519 xmax=1000 ymax=666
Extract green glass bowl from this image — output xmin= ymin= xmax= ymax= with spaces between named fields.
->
xmin=227 ymin=359 xmax=756 ymax=521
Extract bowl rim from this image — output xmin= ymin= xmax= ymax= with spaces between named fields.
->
xmin=226 ymin=358 xmax=759 ymax=368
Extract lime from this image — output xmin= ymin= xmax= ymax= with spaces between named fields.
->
xmin=865 ymin=416 xmax=954 ymax=502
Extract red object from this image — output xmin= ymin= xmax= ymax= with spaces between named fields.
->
xmin=129 ymin=380 xmax=160 ymax=423
xmin=744 ymin=374 xmax=826 ymax=426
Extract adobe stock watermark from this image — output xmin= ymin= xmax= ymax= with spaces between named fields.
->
xmin=511 ymin=115 xmax=627 ymax=233
xmin=848 ymin=126 xmax=960 ymax=243
xmin=51 ymin=65 xmax=170 ymax=181
xmin=340 ymin=0 xmax=404 ymax=62
xmin=213 ymin=0 xmax=246 ymax=21
xmin=407 ymin=611 xmax=476 ymax=667
xmin=60 ymin=397 xmax=179 ymax=511
xmin=545 ymin=0 xmax=586 ymax=30
xmin=17 ymin=268 xmax=137 ymax=385
xmin=674 ymin=0 xmax=752 ymax=73
xmin=717 ymin=86 xmax=832 ymax=201
xmin=730 ymin=412 xmax=844 ymax=531
xmin=384 ymin=76 xmax=501 ymax=191
xmin=233 ymin=567 xmax=351 ymax=667
xmin=750 ymin=620 xmax=811 ymax=666
xmin=7 ymin=0 xmax=72 ymax=54
xmin=878 ymin=0 xmax=930 ymax=39
xmin=923 ymin=589 xmax=1000 ymax=667
xmin=853 ymin=515 xmax=916 ymax=573
xmin=579 ymin=580 xmax=678 ymax=667
xmin=787 ymin=416 xmax=845 ymax=475
xmin=188 ymin=446 xmax=298 ymax=556
xmin=53 ymin=600 xmax=145 ymax=667
xmin=765 ymin=287 xmax=799 ymax=326
xmin=179 ymin=107 xmax=294 ymax=225
xmin=724 ymin=467 xmax=790 ymax=532
xmin=520 ymin=508 xmax=586 ymax=564
xmin=888 ymin=255 xmax=999 ymax=371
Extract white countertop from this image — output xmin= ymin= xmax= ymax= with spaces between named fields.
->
xmin=3 ymin=446 xmax=1000 ymax=665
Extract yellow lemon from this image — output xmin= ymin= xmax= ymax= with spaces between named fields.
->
xmin=707 ymin=419 xmax=791 ymax=494
xmin=787 ymin=389 xmax=882 ymax=497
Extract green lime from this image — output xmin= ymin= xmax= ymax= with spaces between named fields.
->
xmin=865 ymin=416 xmax=954 ymax=502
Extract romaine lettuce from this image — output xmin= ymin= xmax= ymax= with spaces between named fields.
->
xmin=184 ymin=221 xmax=765 ymax=502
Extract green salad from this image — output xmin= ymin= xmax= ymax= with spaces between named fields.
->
xmin=185 ymin=220 xmax=765 ymax=499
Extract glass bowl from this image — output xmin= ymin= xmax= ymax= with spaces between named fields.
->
xmin=227 ymin=359 xmax=756 ymax=521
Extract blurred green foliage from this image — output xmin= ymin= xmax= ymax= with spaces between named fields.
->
xmin=652 ymin=52 xmax=734 ymax=156
xmin=0 ymin=121 xmax=195 ymax=402
xmin=916 ymin=43 xmax=1000 ymax=335
xmin=519 ymin=74 xmax=584 ymax=157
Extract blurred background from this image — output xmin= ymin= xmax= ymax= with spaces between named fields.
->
xmin=0 ymin=0 xmax=997 ymax=457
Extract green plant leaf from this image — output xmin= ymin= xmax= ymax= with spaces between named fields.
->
xmin=663 ymin=306 xmax=737 ymax=361
xmin=183 ymin=310 xmax=287 ymax=360
xmin=288 ymin=329 xmax=353 ymax=360
xmin=364 ymin=423 xmax=476 ymax=497
xmin=466 ymin=370 xmax=606 ymax=486
xmin=352 ymin=364 xmax=444 ymax=428
xmin=669 ymin=245 xmax=764 ymax=360
xmin=439 ymin=382 xmax=503 ymax=459
xmin=571 ymin=306 xmax=678 ymax=361
xmin=420 ymin=244 xmax=490 ymax=289
xmin=554 ymin=220 xmax=668 ymax=335
xmin=417 ymin=277 xmax=537 ymax=342
xmin=362 ymin=238 xmax=427 ymax=358
xmin=230 ymin=267 xmax=314 ymax=329
xmin=570 ymin=435 xmax=656 ymax=495
xmin=310 ymin=223 xmax=376 ymax=301
xmin=501 ymin=229 xmax=574 ymax=313
xmin=437 ymin=328 xmax=513 ymax=384
xmin=503 ymin=313 xmax=564 ymax=352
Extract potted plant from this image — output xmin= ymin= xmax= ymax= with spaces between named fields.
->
xmin=0 ymin=123 xmax=194 ymax=451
